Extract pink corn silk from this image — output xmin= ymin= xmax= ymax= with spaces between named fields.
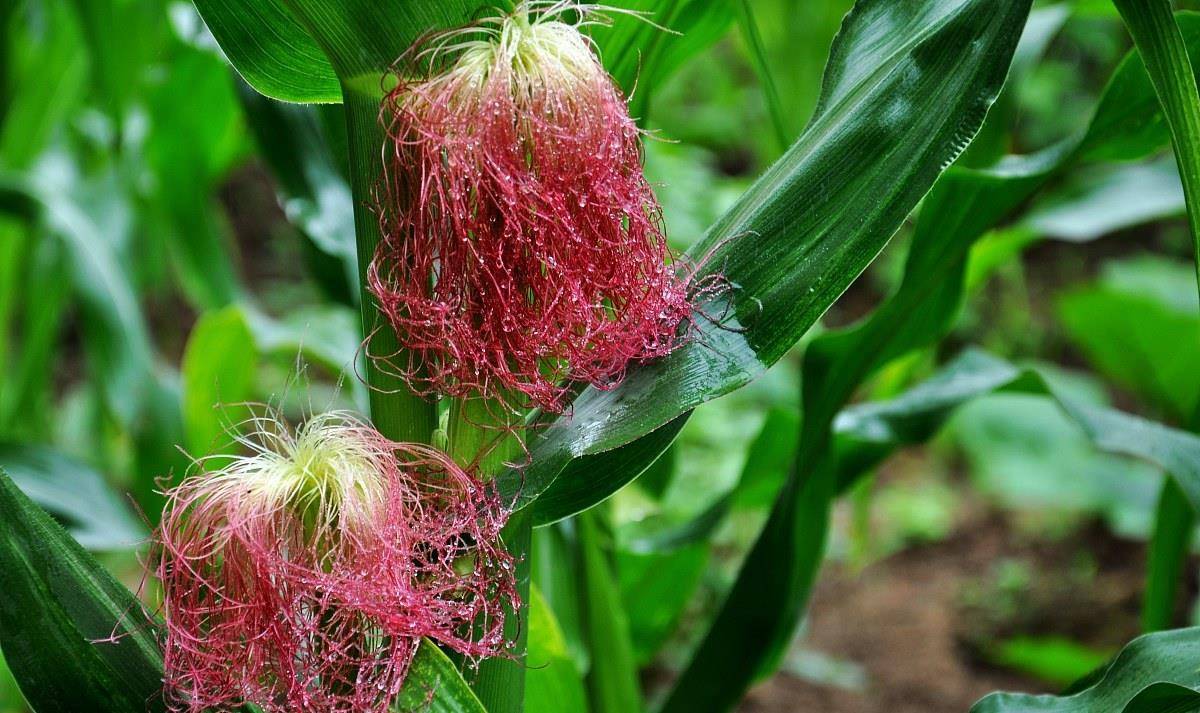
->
xmin=157 ymin=425 xmax=515 ymax=713
xmin=369 ymin=21 xmax=700 ymax=413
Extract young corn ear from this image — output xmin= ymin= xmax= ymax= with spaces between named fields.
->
xmin=156 ymin=412 xmax=515 ymax=713
xmin=369 ymin=1 xmax=711 ymax=413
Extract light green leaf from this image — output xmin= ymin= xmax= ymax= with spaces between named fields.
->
xmin=181 ymin=306 xmax=257 ymax=456
xmin=525 ymin=586 xmax=588 ymax=713
xmin=0 ymin=444 xmax=144 ymax=551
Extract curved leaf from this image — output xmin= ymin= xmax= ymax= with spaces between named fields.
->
xmin=972 ymin=628 xmax=1200 ymax=713
xmin=276 ymin=0 xmax=480 ymax=87
xmin=532 ymin=413 xmax=688 ymax=526
xmin=190 ymin=0 xmax=341 ymax=103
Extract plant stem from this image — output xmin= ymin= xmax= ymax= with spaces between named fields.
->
xmin=446 ymin=393 xmax=531 ymax=711
xmin=472 ymin=507 xmax=532 ymax=713
xmin=1144 ymin=478 xmax=1194 ymax=631
xmin=342 ymin=86 xmax=436 ymax=444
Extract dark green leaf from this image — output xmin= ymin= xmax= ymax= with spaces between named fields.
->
xmin=276 ymin=0 xmax=481 ymax=87
xmin=533 ymin=413 xmax=688 ymax=526
xmin=190 ymin=0 xmax=341 ymax=103
xmin=0 ymin=444 xmax=144 ymax=551
xmin=0 ymin=466 xmax=164 ymax=713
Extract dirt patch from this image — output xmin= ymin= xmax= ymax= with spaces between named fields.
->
xmin=739 ymin=506 xmax=1158 ymax=713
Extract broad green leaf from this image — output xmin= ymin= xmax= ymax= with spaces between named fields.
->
xmin=972 ymin=628 xmax=1200 ymax=712
xmin=511 ymin=0 xmax=1036 ymax=515
xmin=0 ymin=444 xmax=144 ymax=551
xmin=181 ymin=306 xmax=257 ymax=455
xmin=1058 ymin=279 xmax=1200 ymax=422
xmin=392 ymin=640 xmax=487 ymax=713
xmin=1123 ymin=683 xmax=1200 ymax=713
xmin=525 ymin=586 xmax=588 ymax=713
xmin=533 ymin=413 xmax=688 ymax=526
xmin=190 ymin=0 xmax=341 ymax=103
xmin=0 ymin=466 xmax=164 ymax=712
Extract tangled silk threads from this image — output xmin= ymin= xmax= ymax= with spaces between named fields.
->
xmin=157 ymin=413 xmax=515 ymax=713
xmin=369 ymin=3 xmax=705 ymax=413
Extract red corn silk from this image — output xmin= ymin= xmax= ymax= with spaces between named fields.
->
xmin=369 ymin=5 xmax=700 ymax=413
xmin=156 ymin=413 xmax=515 ymax=713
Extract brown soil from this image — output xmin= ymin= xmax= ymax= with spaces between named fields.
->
xmin=738 ymin=507 xmax=1158 ymax=713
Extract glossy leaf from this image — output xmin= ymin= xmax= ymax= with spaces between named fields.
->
xmin=0 ymin=443 xmax=144 ymax=551
xmin=972 ymin=628 xmax=1200 ymax=712
xmin=0 ymin=466 xmax=165 ymax=713
xmin=190 ymin=0 xmax=341 ymax=103
xmin=512 ymin=0 xmax=1036 ymax=514
xmin=533 ymin=413 xmax=688 ymax=526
